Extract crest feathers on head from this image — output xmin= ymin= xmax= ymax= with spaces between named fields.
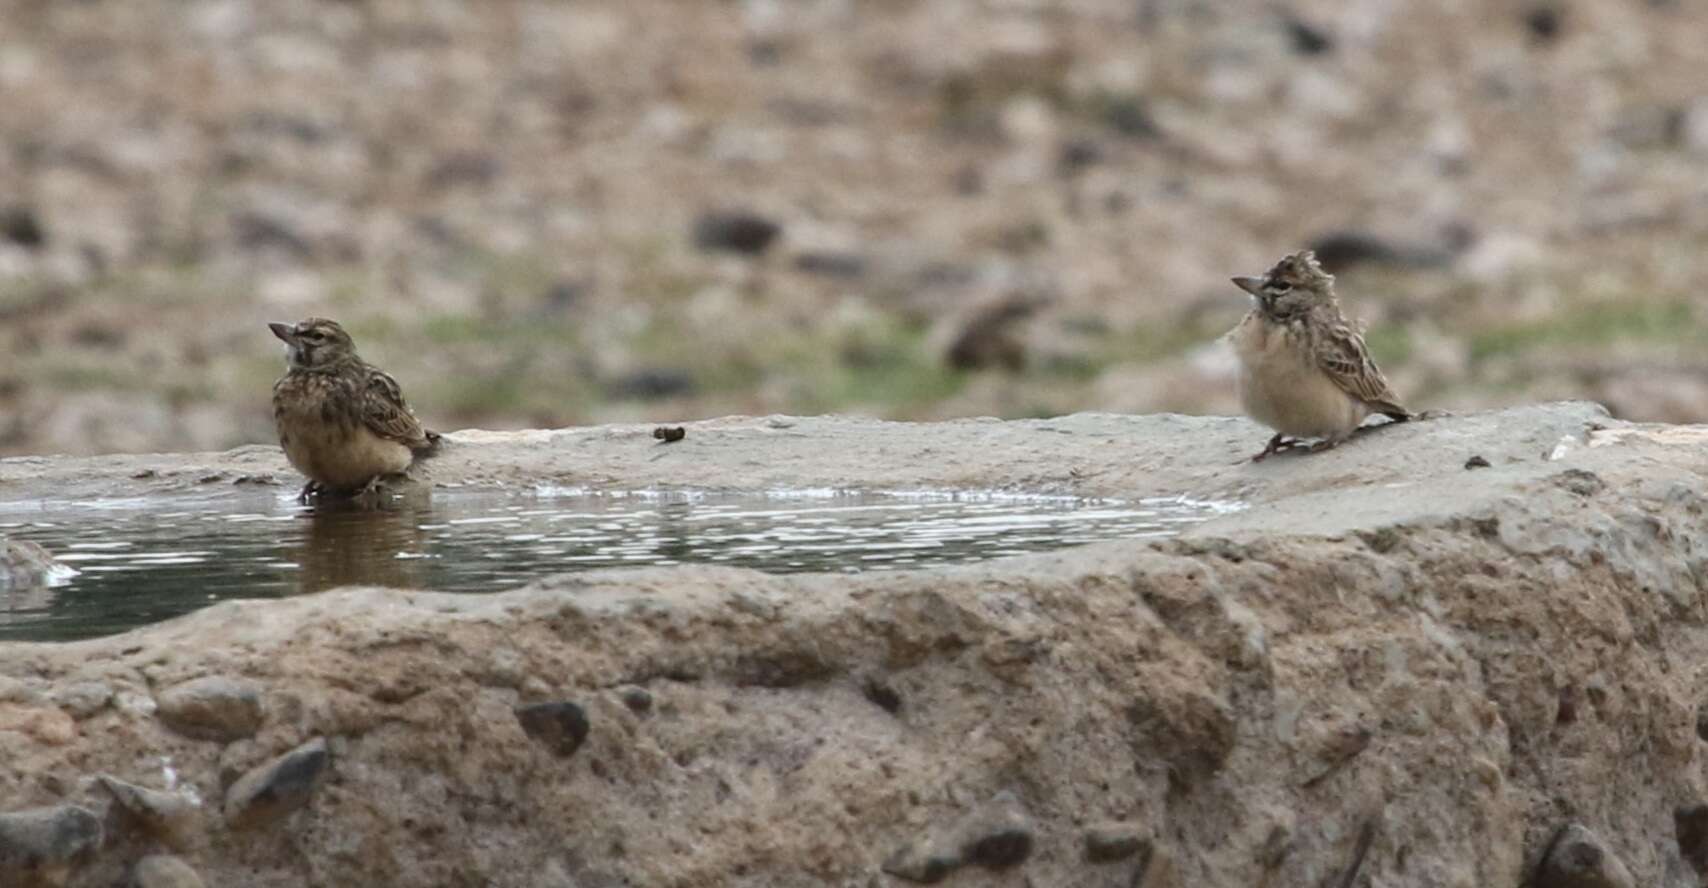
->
xmin=1272 ymin=250 xmax=1333 ymax=287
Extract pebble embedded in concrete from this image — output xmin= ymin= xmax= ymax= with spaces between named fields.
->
xmin=133 ymin=853 xmax=207 ymax=888
xmin=51 ymin=681 xmax=113 ymax=719
xmin=1676 ymin=804 xmax=1708 ymax=876
xmin=954 ymin=791 xmax=1034 ymax=869
xmin=1132 ymin=843 xmax=1179 ymax=888
xmin=515 ymin=701 xmax=591 ymax=757
xmin=616 ymin=686 xmax=652 ymax=714
xmin=861 ymin=676 xmax=902 ymax=714
xmin=155 ymin=676 xmax=263 ymax=742
xmin=881 ymin=792 xmax=1035 ymax=883
xmin=880 ymin=840 xmax=960 ymax=884
xmin=1533 ymin=823 xmax=1634 ymax=888
xmin=1084 ymin=820 xmax=1147 ymax=863
xmin=224 ymin=737 xmax=329 ymax=829
xmin=0 ymin=804 xmax=102 ymax=883
xmin=96 ymin=774 xmax=201 ymax=849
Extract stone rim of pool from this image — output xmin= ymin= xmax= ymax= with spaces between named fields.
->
xmin=2 ymin=404 xmax=1702 ymax=888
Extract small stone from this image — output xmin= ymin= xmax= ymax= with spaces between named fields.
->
xmin=133 ymin=854 xmax=206 ymax=888
xmin=1471 ymin=757 xmax=1503 ymax=789
xmin=224 ymin=737 xmax=330 ymax=829
xmin=1675 ymin=804 xmax=1708 ymax=876
xmin=1258 ymin=825 xmax=1293 ymax=869
xmin=944 ymin=293 xmax=1043 ymax=372
xmin=1523 ymin=5 xmax=1564 ymax=43
xmin=617 ymin=686 xmax=653 ymax=714
xmin=880 ymin=840 xmax=960 ymax=884
xmin=1465 ymin=455 xmax=1491 ymax=470
xmin=954 ymin=791 xmax=1034 ymax=870
xmin=1305 ymin=230 xmax=1456 ymax=273
xmin=0 ymin=205 xmax=45 ymax=248
xmin=692 ymin=210 xmax=781 ymax=255
xmin=879 ymin=792 xmax=1033 ymax=883
xmin=1283 ymin=14 xmax=1334 ymax=55
xmin=607 ymin=368 xmax=696 ymax=401
xmin=1533 ymin=823 xmax=1634 ymax=888
xmin=793 ymin=250 xmax=867 ymax=278
xmin=1554 ymin=469 xmax=1605 ymax=497
xmin=1057 ymin=138 xmax=1104 ymax=176
xmin=155 ymin=676 xmax=263 ymax=742
xmin=96 ymin=775 xmax=201 ymax=849
xmin=515 ymin=701 xmax=591 ymax=757
xmin=1133 ymin=843 xmax=1179 ymax=888
xmin=232 ymin=210 xmax=312 ymax=258
xmin=115 ymin=691 xmax=158 ymax=717
xmin=652 ymin=426 xmax=686 ymax=443
xmin=862 ymin=677 xmax=902 ymax=714
xmin=52 ymin=682 xmax=113 ymax=719
xmin=0 ymin=676 xmax=42 ymax=704
xmin=0 ymin=804 xmax=102 ymax=879
xmin=1083 ymin=820 xmax=1147 ymax=863
xmin=1093 ymin=94 xmax=1159 ymax=139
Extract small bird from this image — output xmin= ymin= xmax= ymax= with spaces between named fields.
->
xmin=1226 ymin=250 xmax=1411 ymax=462
xmin=269 ymin=318 xmax=440 ymax=501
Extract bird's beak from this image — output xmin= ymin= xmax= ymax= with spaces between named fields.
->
xmin=268 ymin=322 xmax=294 ymax=342
xmin=1231 ymin=276 xmax=1264 ymax=296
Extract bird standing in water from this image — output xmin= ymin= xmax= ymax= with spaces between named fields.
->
xmin=1226 ymin=250 xmax=1411 ymax=462
xmin=270 ymin=318 xmax=440 ymax=501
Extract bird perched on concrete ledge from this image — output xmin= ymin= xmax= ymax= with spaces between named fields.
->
xmin=270 ymin=318 xmax=440 ymax=501
xmin=1226 ymin=250 xmax=1412 ymax=462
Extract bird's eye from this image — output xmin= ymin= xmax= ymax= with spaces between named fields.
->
xmin=1271 ymin=282 xmax=1292 ymax=293
xmin=301 ymin=331 xmax=322 ymax=341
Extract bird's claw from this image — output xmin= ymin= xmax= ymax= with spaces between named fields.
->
xmin=1250 ymin=433 xmax=1299 ymax=463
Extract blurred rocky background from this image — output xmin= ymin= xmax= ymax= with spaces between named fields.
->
xmin=1 ymin=0 xmax=1706 ymax=456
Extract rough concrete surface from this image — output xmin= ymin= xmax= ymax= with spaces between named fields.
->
xmin=3 ymin=402 xmax=1708 ymax=886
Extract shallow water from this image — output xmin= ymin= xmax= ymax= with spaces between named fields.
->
xmin=0 ymin=488 xmax=1235 ymax=642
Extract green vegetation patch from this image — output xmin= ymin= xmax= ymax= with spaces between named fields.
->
xmin=1468 ymin=300 xmax=1699 ymax=362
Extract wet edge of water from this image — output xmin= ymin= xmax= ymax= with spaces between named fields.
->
xmin=1 ymin=487 xmax=1246 ymax=642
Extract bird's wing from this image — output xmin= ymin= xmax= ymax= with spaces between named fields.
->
xmin=1314 ymin=321 xmax=1411 ymax=418
xmin=359 ymin=366 xmax=434 ymax=449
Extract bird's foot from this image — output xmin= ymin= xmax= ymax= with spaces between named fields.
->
xmin=296 ymin=481 xmax=323 ymax=504
xmin=1250 ymin=433 xmax=1299 ymax=463
xmin=1307 ymin=438 xmax=1342 ymax=454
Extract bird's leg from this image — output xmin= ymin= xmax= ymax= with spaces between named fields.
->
xmin=356 ymin=475 xmax=386 ymax=498
xmin=1307 ymin=437 xmax=1344 ymax=454
xmin=1251 ymin=433 xmax=1295 ymax=462
xmin=296 ymin=481 xmax=323 ymax=504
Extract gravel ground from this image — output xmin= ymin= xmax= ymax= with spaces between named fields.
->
xmin=1 ymin=0 xmax=1706 ymax=456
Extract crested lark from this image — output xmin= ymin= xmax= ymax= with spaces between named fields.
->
xmin=1226 ymin=250 xmax=1411 ymax=462
xmin=270 ymin=318 xmax=440 ymax=501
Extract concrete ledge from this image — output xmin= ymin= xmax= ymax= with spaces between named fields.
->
xmin=3 ymin=403 xmax=1707 ymax=887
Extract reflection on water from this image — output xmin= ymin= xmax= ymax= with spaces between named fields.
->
xmin=0 ymin=489 xmax=1237 ymax=642
xmin=297 ymin=497 xmax=432 ymax=593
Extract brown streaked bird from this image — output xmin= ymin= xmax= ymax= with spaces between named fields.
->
xmin=1226 ymin=250 xmax=1411 ymax=462
xmin=269 ymin=318 xmax=440 ymax=501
